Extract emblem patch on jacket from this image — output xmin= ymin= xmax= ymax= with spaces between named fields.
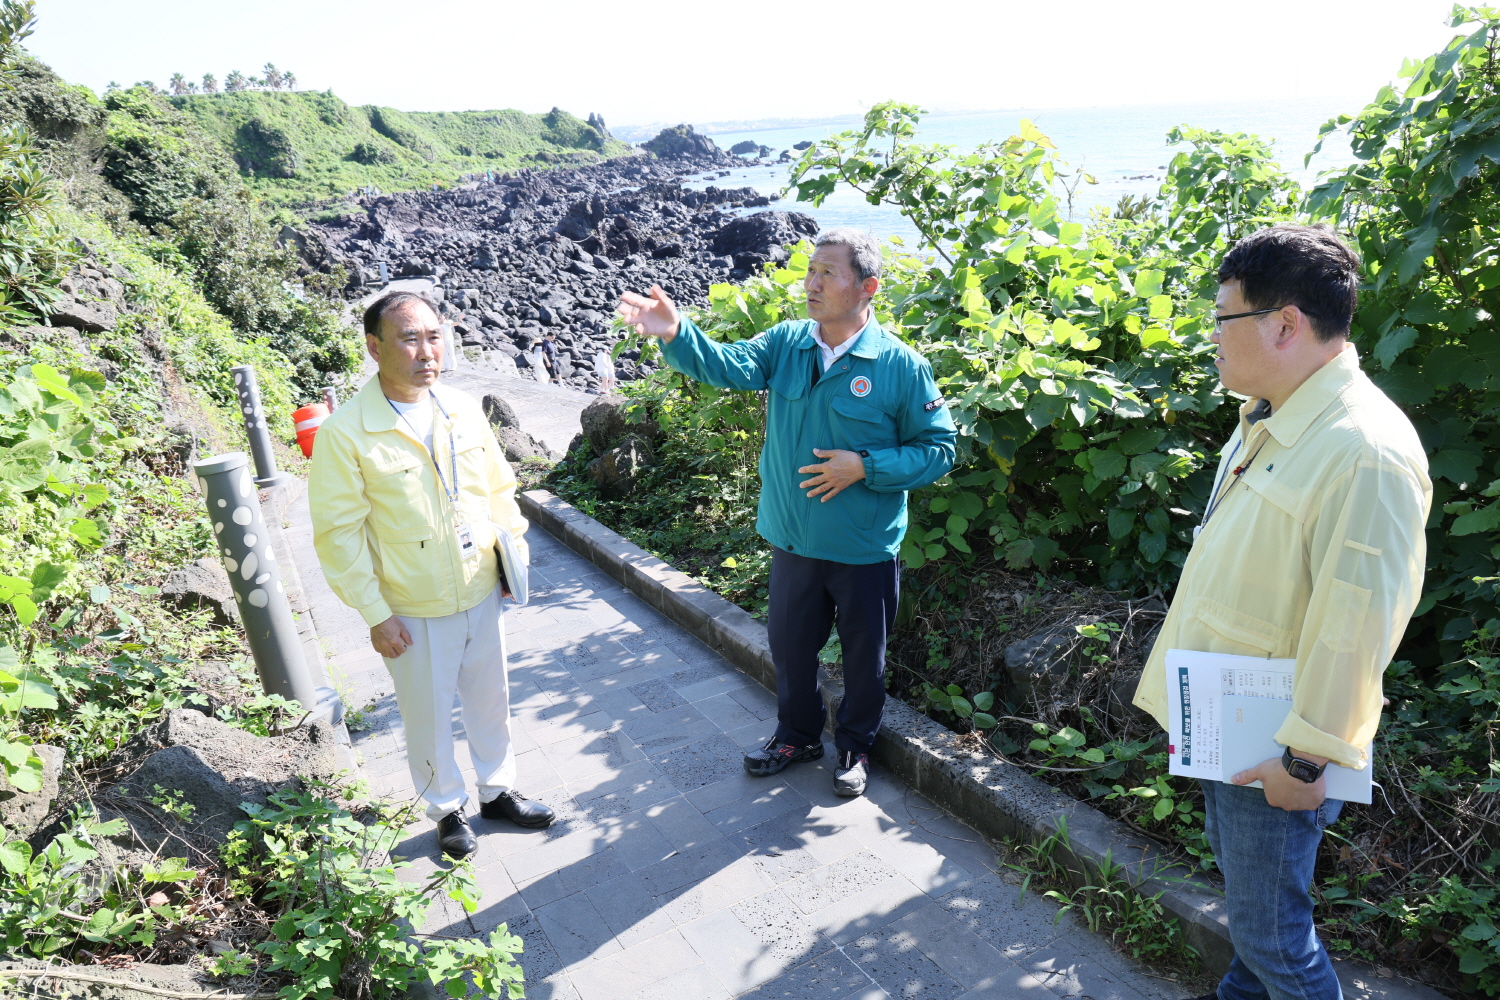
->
xmin=850 ymin=376 xmax=872 ymax=397
xmin=924 ymin=397 xmax=945 ymax=412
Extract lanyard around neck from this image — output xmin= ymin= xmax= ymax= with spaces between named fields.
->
xmin=1201 ymin=430 xmax=1269 ymax=530
xmin=388 ymin=393 xmax=459 ymax=509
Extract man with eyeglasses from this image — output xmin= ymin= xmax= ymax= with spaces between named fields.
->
xmin=1132 ymin=225 xmax=1430 ymax=1000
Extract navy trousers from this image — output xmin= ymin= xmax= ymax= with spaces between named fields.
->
xmin=767 ymin=546 xmax=899 ymax=754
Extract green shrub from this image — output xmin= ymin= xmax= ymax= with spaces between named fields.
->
xmin=225 ymin=788 xmax=526 ymax=999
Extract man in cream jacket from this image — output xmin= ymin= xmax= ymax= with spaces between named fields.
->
xmin=310 ymin=291 xmax=553 ymax=858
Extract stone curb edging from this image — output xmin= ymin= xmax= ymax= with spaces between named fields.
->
xmin=518 ymin=489 xmax=1442 ymax=1000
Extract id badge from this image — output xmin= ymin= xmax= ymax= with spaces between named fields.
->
xmin=456 ymin=522 xmax=476 ymax=555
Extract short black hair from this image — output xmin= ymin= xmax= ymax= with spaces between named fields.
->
xmin=363 ymin=290 xmax=439 ymax=339
xmin=1217 ymin=224 xmax=1361 ymax=342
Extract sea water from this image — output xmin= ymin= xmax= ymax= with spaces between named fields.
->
xmin=689 ymin=97 xmax=1365 ymax=245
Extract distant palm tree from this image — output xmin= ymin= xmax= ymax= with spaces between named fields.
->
xmin=262 ymin=62 xmax=282 ymax=89
xmin=282 ymin=70 xmax=296 ymax=91
xmin=224 ymin=69 xmax=246 ymax=92
xmin=169 ymin=72 xmax=188 ymax=95
xmin=201 ymin=72 xmax=218 ymax=93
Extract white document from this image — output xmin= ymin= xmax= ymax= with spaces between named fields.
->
xmin=1165 ymin=649 xmax=1372 ymax=805
xmin=492 ymin=522 xmax=530 ymax=607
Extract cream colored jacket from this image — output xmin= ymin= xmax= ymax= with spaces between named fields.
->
xmin=1134 ymin=347 xmax=1431 ymax=769
xmin=309 ymin=377 xmax=528 ymax=627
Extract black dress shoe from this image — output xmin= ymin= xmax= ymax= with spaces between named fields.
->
xmin=437 ymin=810 xmax=477 ymax=859
xmin=480 ymin=791 xmax=555 ymax=828
xmin=743 ymin=737 xmax=824 ymax=777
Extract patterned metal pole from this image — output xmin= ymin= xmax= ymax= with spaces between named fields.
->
xmin=193 ymin=451 xmax=319 ymax=709
xmin=323 ymin=386 xmax=338 ymax=412
xmin=230 ymin=365 xmax=287 ymax=487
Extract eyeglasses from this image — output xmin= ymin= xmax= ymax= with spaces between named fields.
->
xmin=1212 ymin=307 xmax=1281 ymax=331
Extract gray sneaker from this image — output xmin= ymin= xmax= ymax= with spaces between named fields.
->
xmin=834 ymin=751 xmax=869 ymax=797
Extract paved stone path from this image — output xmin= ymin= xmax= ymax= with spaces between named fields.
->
xmin=445 ymin=369 xmax=588 ymax=458
xmin=286 ymin=489 xmax=1183 ymax=1000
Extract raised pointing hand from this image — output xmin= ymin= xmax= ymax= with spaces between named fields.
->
xmin=617 ymin=285 xmax=681 ymax=341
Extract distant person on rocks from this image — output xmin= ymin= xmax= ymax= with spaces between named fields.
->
xmin=593 ymin=347 xmax=616 ymax=393
xmin=617 ymin=228 xmax=956 ymax=798
xmin=1133 ymin=225 xmax=1430 ymax=1000
xmin=309 ymin=290 xmax=554 ymax=860
xmin=542 ymin=331 xmax=562 ymax=381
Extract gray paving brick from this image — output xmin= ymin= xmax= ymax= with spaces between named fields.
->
xmin=642 ymin=794 xmax=722 ymax=852
xmin=735 ymin=812 xmax=825 ymax=885
xmin=536 ymin=891 xmax=622 ymax=965
xmin=634 ymin=838 xmax=745 ymax=897
xmin=519 ymin=844 xmax=632 ymax=909
xmin=586 ymin=870 xmax=677 ymax=948
xmin=888 ymin=903 xmax=1018 ymax=989
xmin=567 ymin=927 xmax=701 ymax=1000
xmin=701 ymin=779 xmax=809 ymax=835
xmin=846 ymin=921 xmax=967 ymax=1000
xmin=662 ymin=855 xmax=777 ymax=925
xmin=735 ymin=947 xmax=879 ymax=1000
xmin=501 ymin=911 xmax=567 ymax=980
xmin=623 ymin=704 xmax=712 ymax=744
xmin=783 ymin=851 xmax=906 ymax=915
xmin=937 ymin=875 xmax=1071 ymax=960
xmin=627 ymin=676 xmax=689 ymax=713
xmin=567 ymin=758 xmax=680 ymax=822
xmin=681 ymin=907 xmax=794 ymax=994
xmin=652 ymin=733 xmax=753 ymax=793
xmin=731 ymin=886 xmax=827 ymax=963
xmin=695 ymin=691 xmax=767 ymax=732
xmin=728 ymin=682 xmax=780 ymax=720
xmin=541 ymin=726 xmax=649 ymax=786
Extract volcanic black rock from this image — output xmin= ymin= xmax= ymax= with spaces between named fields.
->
xmin=303 ymin=147 xmax=819 ymax=392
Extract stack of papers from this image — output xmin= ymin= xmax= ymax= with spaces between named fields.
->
xmin=1165 ymin=649 xmax=1372 ymax=804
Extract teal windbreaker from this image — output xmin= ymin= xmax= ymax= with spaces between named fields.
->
xmin=659 ymin=314 xmax=957 ymax=564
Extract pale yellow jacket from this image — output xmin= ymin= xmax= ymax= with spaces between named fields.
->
xmin=1134 ymin=347 xmax=1431 ymax=770
xmin=308 ymin=377 xmax=529 ymax=627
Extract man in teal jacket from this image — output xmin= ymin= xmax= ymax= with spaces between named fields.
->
xmin=617 ymin=228 xmax=955 ymax=796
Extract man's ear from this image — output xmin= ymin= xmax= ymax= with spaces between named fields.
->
xmin=366 ymin=333 xmax=382 ymax=362
xmin=862 ymin=276 xmax=880 ymax=300
xmin=1273 ymin=306 xmax=1307 ymax=351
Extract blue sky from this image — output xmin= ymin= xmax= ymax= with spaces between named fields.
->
xmin=33 ymin=0 xmax=1459 ymax=127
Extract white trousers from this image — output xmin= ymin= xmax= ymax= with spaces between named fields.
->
xmin=386 ymin=585 xmax=515 ymax=820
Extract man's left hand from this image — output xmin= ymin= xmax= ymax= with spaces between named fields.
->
xmin=798 ymin=449 xmax=865 ymax=501
xmin=1231 ymin=752 xmax=1329 ymax=812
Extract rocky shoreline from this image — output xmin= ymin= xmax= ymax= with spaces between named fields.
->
xmin=292 ymin=127 xmax=818 ymax=391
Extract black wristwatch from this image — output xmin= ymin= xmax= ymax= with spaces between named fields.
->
xmin=1281 ymin=746 xmax=1328 ymax=783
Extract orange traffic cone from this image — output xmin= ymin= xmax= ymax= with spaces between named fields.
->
xmin=293 ymin=403 xmax=330 ymax=457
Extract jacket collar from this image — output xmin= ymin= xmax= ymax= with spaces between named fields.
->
xmin=1245 ymin=345 xmax=1361 ymax=449
xmin=796 ymin=313 xmax=886 ymax=357
xmin=357 ymin=375 xmax=454 ymax=437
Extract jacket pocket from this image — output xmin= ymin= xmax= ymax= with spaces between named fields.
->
xmin=372 ymin=522 xmax=435 ymax=608
xmin=830 ymin=394 xmax=894 ymax=450
xmin=768 ymin=365 xmax=806 ymax=400
xmin=364 ymin=455 xmax=430 ymax=530
xmin=1192 ymin=597 xmax=1294 ymax=656
xmin=1320 ymin=578 xmax=1372 ymax=654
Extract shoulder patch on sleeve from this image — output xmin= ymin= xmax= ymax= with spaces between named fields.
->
xmin=924 ymin=397 xmax=946 ymax=412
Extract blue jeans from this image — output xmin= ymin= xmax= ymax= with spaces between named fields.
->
xmin=1201 ymin=780 xmax=1344 ymax=1000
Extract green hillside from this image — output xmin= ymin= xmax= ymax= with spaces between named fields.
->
xmin=166 ymin=89 xmax=632 ymax=204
